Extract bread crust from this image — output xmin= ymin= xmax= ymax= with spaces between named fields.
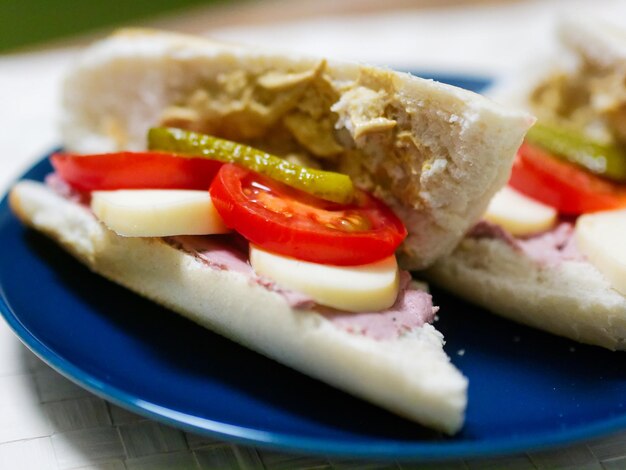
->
xmin=10 ymin=180 xmax=468 ymax=433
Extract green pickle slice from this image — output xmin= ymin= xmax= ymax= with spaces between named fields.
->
xmin=148 ymin=127 xmax=354 ymax=204
xmin=526 ymin=122 xmax=626 ymax=182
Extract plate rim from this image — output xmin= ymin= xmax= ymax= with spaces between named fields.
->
xmin=3 ymin=255 xmax=626 ymax=461
xmin=3 ymin=138 xmax=626 ymax=462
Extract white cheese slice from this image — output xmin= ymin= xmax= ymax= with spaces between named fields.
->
xmin=576 ymin=209 xmax=626 ymax=296
xmin=249 ymin=245 xmax=400 ymax=312
xmin=484 ymin=186 xmax=557 ymax=236
xmin=91 ymin=189 xmax=229 ymax=237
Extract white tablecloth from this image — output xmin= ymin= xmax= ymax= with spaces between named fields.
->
xmin=2 ymin=1 xmax=626 ymax=468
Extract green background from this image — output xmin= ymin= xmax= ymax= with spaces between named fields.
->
xmin=0 ymin=0 xmax=225 ymax=53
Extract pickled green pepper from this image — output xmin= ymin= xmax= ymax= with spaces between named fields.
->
xmin=526 ymin=122 xmax=626 ymax=182
xmin=148 ymin=127 xmax=354 ymax=204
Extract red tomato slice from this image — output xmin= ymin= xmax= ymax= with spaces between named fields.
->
xmin=509 ymin=143 xmax=626 ymax=215
xmin=51 ymin=152 xmax=222 ymax=191
xmin=209 ymin=164 xmax=407 ymax=265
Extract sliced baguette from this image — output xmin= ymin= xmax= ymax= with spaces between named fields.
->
xmin=427 ymin=17 xmax=626 ymax=350
xmin=10 ymin=180 xmax=467 ymax=433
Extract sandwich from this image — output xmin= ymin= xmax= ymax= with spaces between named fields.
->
xmin=427 ymin=17 xmax=626 ymax=351
xmin=8 ymin=29 xmax=531 ymax=433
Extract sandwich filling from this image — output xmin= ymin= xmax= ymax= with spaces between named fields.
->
xmin=46 ymin=158 xmax=437 ymax=341
xmin=168 ymin=231 xmax=436 ymax=340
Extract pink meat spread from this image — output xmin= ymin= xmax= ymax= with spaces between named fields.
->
xmin=166 ymin=236 xmax=436 ymax=340
xmin=319 ymin=272 xmax=438 ymax=340
xmin=46 ymin=173 xmax=90 ymax=205
xmin=166 ymin=235 xmax=316 ymax=309
xmin=468 ymin=220 xmax=585 ymax=266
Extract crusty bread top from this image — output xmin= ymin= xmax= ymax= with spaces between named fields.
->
xmin=558 ymin=16 xmax=626 ymax=69
xmin=61 ymin=28 xmax=532 ymax=269
xmin=488 ymin=16 xmax=626 ymax=145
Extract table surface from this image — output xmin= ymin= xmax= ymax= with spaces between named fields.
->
xmin=2 ymin=1 xmax=626 ymax=468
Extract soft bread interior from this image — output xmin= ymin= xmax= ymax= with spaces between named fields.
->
xmin=490 ymin=17 xmax=626 ymax=147
xmin=10 ymin=180 xmax=468 ymax=433
xmin=61 ymin=28 xmax=532 ymax=269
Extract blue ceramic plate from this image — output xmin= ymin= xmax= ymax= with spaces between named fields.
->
xmin=1 ymin=75 xmax=625 ymax=462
